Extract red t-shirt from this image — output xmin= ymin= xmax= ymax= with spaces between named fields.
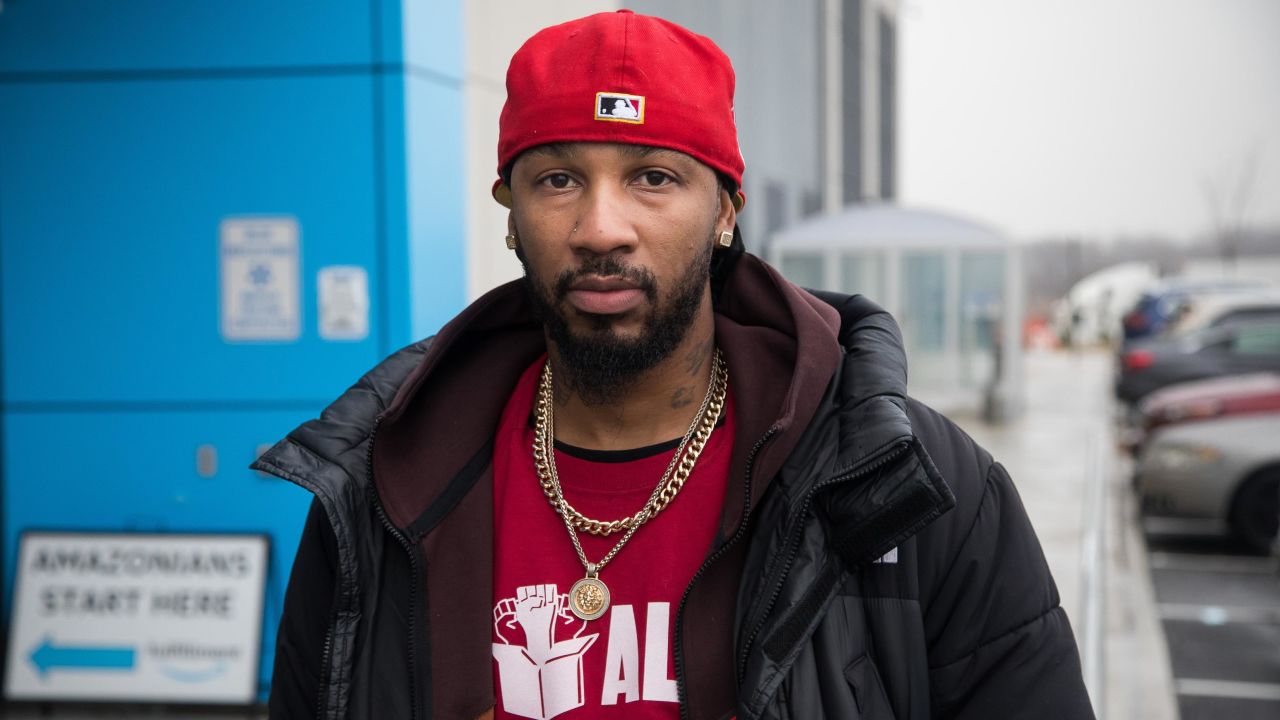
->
xmin=492 ymin=357 xmax=734 ymax=719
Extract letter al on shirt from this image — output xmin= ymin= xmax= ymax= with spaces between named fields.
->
xmin=600 ymin=602 xmax=678 ymax=705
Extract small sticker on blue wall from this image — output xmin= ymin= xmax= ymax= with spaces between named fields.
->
xmin=219 ymin=217 xmax=301 ymax=342
xmin=318 ymin=266 xmax=369 ymax=341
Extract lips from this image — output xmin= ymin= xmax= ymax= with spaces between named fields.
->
xmin=565 ymin=276 xmax=645 ymax=315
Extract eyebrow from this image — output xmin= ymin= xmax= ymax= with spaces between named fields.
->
xmin=524 ymin=143 xmax=682 ymax=162
xmin=618 ymin=145 xmax=667 ymax=160
xmin=525 ymin=142 xmax=579 ymax=160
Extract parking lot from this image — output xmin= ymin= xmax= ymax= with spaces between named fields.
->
xmin=1145 ymin=522 xmax=1280 ymax=720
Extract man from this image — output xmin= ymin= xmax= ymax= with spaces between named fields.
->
xmin=258 ymin=10 xmax=1094 ymax=720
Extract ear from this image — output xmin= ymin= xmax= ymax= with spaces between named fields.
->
xmin=715 ymin=187 xmax=738 ymax=238
xmin=507 ymin=211 xmax=528 ymax=264
xmin=494 ymin=182 xmax=514 ymax=209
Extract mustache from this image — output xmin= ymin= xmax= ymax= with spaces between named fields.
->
xmin=553 ymin=256 xmax=658 ymax=302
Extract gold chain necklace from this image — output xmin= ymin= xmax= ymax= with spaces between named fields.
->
xmin=533 ymin=349 xmax=728 ymax=620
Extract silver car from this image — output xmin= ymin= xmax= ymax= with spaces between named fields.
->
xmin=1136 ymin=411 xmax=1280 ymax=551
xmin=1164 ymin=289 xmax=1280 ymax=337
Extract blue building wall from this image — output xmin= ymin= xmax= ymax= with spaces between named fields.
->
xmin=0 ymin=0 xmax=465 ymax=700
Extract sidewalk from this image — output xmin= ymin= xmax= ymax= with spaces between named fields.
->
xmin=949 ymin=348 xmax=1180 ymax=720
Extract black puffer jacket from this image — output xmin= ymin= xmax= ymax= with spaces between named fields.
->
xmin=255 ymin=255 xmax=1093 ymax=720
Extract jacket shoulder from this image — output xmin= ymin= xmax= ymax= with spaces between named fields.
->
xmin=904 ymin=397 xmax=994 ymax=505
xmin=252 ymin=337 xmax=434 ymax=490
xmin=901 ymin=396 xmax=1003 ymax=600
xmin=903 ymin=401 xmax=1090 ymax=717
xmin=903 ymin=396 xmax=1004 ymax=597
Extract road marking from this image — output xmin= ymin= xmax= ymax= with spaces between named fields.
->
xmin=1149 ymin=551 xmax=1277 ymax=575
xmin=1176 ymin=678 xmax=1280 ymax=701
xmin=1159 ymin=603 xmax=1280 ymax=625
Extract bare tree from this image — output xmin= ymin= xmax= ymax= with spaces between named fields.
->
xmin=1201 ymin=145 xmax=1262 ymax=272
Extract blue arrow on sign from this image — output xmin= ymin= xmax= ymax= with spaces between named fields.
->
xmin=29 ymin=637 xmax=136 ymax=676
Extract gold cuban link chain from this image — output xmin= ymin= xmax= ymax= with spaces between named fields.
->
xmin=533 ymin=349 xmax=728 ymax=537
xmin=531 ymin=349 xmax=729 ymax=620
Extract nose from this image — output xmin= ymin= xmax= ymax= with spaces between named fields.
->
xmin=570 ymin=183 xmax=639 ymax=258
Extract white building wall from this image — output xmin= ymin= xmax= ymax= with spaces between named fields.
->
xmin=463 ymin=0 xmax=619 ymax=300
xmin=862 ymin=0 xmax=882 ymax=199
xmin=823 ymin=0 xmax=844 ymax=212
xmin=626 ymin=0 xmax=826 ymax=256
xmin=860 ymin=0 xmax=899 ymax=200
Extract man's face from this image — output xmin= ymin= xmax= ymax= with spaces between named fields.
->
xmin=508 ymin=142 xmax=735 ymax=402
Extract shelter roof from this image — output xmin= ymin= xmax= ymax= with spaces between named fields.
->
xmin=773 ymin=203 xmax=1008 ymax=250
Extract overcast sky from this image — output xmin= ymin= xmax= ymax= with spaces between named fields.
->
xmin=899 ymin=0 xmax=1280 ymax=242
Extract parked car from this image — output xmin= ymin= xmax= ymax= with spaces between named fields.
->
xmin=1123 ymin=372 xmax=1280 ymax=455
xmin=1136 ymin=411 xmax=1280 ymax=551
xmin=1161 ymin=290 xmax=1280 ymax=337
xmin=1057 ymin=262 xmax=1158 ymax=347
xmin=1121 ymin=277 xmax=1275 ymax=343
xmin=1115 ymin=321 xmax=1280 ymax=405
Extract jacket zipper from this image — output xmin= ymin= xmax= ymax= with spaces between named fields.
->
xmin=734 ymin=440 xmax=911 ymax=684
xmin=315 ymin=605 xmax=337 ymax=720
xmin=364 ymin=415 xmax=425 ymax=720
xmin=259 ymin=456 xmax=344 ymax=720
xmin=253 ymin=445 xmax=341 ymax=720
xmin=674 ymin=425 xmax=778 ymax=720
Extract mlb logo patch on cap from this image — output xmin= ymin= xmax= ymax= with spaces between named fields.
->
xmin=595 ymin=92 xmax=645 ymax=124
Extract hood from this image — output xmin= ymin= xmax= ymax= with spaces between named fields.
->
xmin=369 ymin=252 xmax=847 ymax=536
xmin=256 ymin=254 xmax=927 ymax=521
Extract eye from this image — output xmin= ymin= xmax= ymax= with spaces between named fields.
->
xmin=638 ymin=170 xmax=674 ymax=187
xmin=539 ymin=173 xmax=576 ymax=190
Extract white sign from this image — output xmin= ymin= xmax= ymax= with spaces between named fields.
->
xmin=220 ymin=217 xmax=301 ymax=342
xmin=317 ymin=265 xmax=369 ymax=341
xmin=4 ymin=532 xmax=268 ymax=704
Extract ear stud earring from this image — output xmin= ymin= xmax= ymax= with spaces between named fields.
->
xmin=505 ymin=233 xmax=518 ymax=250
xmin=717 ymin=230 xmax=733 ymax=248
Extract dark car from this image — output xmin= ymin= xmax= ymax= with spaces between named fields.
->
xmin=1121 ymin=278 xmax=1274 ymax=343
xmin=1116 ymin=321 xmax=1280 ymax=405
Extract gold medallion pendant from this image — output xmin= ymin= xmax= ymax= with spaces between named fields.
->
xmin=569 ymin=575 xmax=610 ymax=620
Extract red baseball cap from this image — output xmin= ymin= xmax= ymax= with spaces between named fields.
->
xmin=493 ymin=10 xmax=745 ymax=210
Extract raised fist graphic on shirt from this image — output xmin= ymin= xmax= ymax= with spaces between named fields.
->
xmin=493 ymin=583 xmax=600 ymax=719
xmin=493 ymin=583 xmax=585 ymax=663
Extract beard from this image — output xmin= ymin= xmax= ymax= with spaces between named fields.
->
xmin=522 ymin=242 xmax=713 ymax=406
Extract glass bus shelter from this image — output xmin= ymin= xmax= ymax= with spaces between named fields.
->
xmin=770 ymin=205 xmax=1024 ymax=421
